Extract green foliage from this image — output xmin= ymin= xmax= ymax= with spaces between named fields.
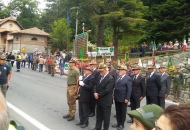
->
xmin=50 ymin=18 xmax=72 ymax=51
xmin=142 ymin=0 xmax=190 ymax=42
xmin=7 ymin=0 xmax=41 ymax=29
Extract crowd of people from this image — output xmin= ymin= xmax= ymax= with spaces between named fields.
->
xmin=131 ymin=41 xmax=186 ymax=57
xmin=61 ymin=56 xmax=188 ymax=130
xmin=0 ymin=48 xmax=189 ymax=130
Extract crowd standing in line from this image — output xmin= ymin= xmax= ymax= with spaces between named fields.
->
xmin=0 ymin=48 xmax=188 ymax=130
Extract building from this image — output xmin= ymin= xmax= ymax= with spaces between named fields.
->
xmin=10 ymin=27 xmax=49 ymax=54
xmin=0 ymin=17 xmax=23 ymax=52
xmin=0 ymin=16 xmax=49 ymax=54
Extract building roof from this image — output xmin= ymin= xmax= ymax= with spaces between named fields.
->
xmin=0 ymin=16 xmax=24 ymax=29
xmin=11 ymin=27 xmax=49 ymax=36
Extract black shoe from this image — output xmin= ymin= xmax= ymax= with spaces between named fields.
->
xmin=81 ymin=124 xmax=88 ymax=128
xmin=112 ymin=124 xmax=119 ymax=128
xmin=76 ymin=122 xmax=83 ymax=125
xmin=89 ymin=113 xmax=95 ymax=117
xmin=117 ymin=125 xmax=124 ymax=130
xmin=127 ymin=119 xmax=133 ymax=123
xmin=67 ymin=116 xmax=75 ymax=121
xmin=63 ymin=114 xmax=70 ymax=119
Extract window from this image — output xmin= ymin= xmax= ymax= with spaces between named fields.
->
xmin=31 ymin=37 xmax=38 ymax=41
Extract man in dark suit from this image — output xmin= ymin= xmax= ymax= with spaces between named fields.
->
xmin=112 ymin=65 xmax=132 ymax=130
xmin=89 ymin=61 xmax=100 ymax=117
xmin=92 ymin=63 xmax=115 ymax=130
xmin=76 ymin=66 xmax=95 ymax=128
xmin=146 ymin=65 xmax=161 ymax=105
xmin=127 ymin=65 xmax=146 ymax=123
xmin=158 ymin=65 xmax=170 ymax=108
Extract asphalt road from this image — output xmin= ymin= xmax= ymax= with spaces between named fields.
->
xmin=6 ymin=66 xmax=177 ymax=130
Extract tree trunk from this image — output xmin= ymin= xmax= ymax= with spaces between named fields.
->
xmin=97 ymin=17 xmax=104 ymax=47
xmin=113 ymin=25 xmax=118 ymax=60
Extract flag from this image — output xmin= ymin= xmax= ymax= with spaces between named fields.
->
xmin=66 ymin=8 xmax=70 ymax=24
xmin=138 ymin=58 xmax=142 ymax=67
xmin=153 ymin=40 xmax=156 ymax=56
xmin=183 ymin=35 xmax=187 ymax=51
xmin=125 ymin=53 xmax=129 ymax=63
xmin=79 ymin=48 xmax=83 ymax=59
xmin=167 ymin=57 xmax=172 ymax=72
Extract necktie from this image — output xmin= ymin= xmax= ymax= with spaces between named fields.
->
xmin=148 ymin=74 xmax=151 ymax=78
xmin=133 ymin=75 xmax=136 ymax=81
xmin=100 ymin=76 xmax=104 ymax=83
xmin=117 ymin=76 xmax=122 ymax=82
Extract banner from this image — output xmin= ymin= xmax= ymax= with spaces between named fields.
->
xmin=64 ymin=62 xmax=70 ymax=74
xmin=96 ymin=47 xmax=114 ymax=56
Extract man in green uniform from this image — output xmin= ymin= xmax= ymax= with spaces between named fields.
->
xmin=173 ymin=66 xmax=184 ymax=102
xmin=63 ymin=57 xmax=80 ymax=121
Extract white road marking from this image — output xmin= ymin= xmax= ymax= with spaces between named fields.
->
xmin=20 ymin=75 xmax=31 ymax=78
xmin=7 ymin=102 xmax=51 ymax=130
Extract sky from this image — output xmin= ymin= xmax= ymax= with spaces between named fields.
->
xmin=2 ymin=0 xmax=46 ymax=10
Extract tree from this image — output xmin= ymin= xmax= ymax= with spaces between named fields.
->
xmin=8 ymin=0 xmax=41 ymax=28
xmin=50 ymin=18 xmax=72 ymax=51
xmin=143 ymin=0 xmax=190 ymax=42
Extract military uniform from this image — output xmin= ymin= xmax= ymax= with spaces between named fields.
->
xmin=32 ymin=55 xmax=38 ymax=71
xmin=63 ymin=58 xmax=79 ymax=121
xmin=173 ymin=67 xmax=184 ymax=101
xmin=50 ymin=57 xmax=56 ymax=76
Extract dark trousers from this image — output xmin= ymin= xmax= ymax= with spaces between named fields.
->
xmin=115 ymin=100 xmax=127 ymax=126
xmin=158 ymin=97 xmax=165 ymax=109
xmin=130 ymin=96 xmax=140 ymax=111
xmin=28 ymin=61 xmax=33 ymax=68
xmin=39 ymin=64 xmax=43 ymax=72
xmin=79 ymin=102 xmax=90 ymax=125
xmin=89 ymin=92 xmax=96 ymax=114
xmin=11 ymin=61 xmax=14 ymax=67
xmin=95 ymin=105 xmax=111 ymax=130
xmin=21 ymin=60 xmax=26 ymax=67
xmin=146 ymin=96 xmax=158 ymax=105
xmin=48 ymin=64 xmax=51 ymax=74
xmin=16 ymin=61 xmax=21 ymax=71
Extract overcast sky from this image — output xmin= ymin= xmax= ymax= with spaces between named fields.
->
xmin=2 ymin=0 xmax=46 ymax=10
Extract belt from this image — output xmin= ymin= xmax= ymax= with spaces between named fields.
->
xmin=68 ymin=84 xmax=76 ymax=86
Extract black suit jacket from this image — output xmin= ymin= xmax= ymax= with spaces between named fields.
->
xmin=79 ymin=74 xmax=95 ymax=102
xmin=94 ymin=73 xmax=114 ymax=106
xmin=146 ymin=72 xmax=161 ymax=97
xmin=114 ymin=75 xmax=132 ymax=102
xmin=131 ymin=74 xmax=146 ymax=99
xmin=92 ymin=68 xmax=100 ymax=80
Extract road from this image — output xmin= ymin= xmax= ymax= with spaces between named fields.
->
xmin=6 ymin=66 xmax=177 ymax=130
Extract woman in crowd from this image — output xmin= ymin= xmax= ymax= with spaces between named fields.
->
xmin=128 ymin=104 xmax=163 ymax=130
xmin=154 ymin=105 xmax=190 ymax=130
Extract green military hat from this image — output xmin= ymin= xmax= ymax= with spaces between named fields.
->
xmin=0 ymin=54 xmax=6 ymax=60
xmin=176 ymin=65 xmax=181 ymax=69
xmin=147 ymin=65 xmax=155 ymax=69
xmin=118 ymin=64 xmax=127 ymax=70
xmin=98 ymin=63 xmax=107 ymax=71
xmin=128 ymin=104 xmax=163 ymax=129
xmin=159 ymin=64 xmax=166 ymax=69
xmin=89 ymin=60 xmax=97 ymax=65
xmin=84 ymin=66 xmax=93 ymax=72
xmin=132 ymin=65 xmax=141 ymax=70
xmin=69 ymin=57 xmax=77 ymax=63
